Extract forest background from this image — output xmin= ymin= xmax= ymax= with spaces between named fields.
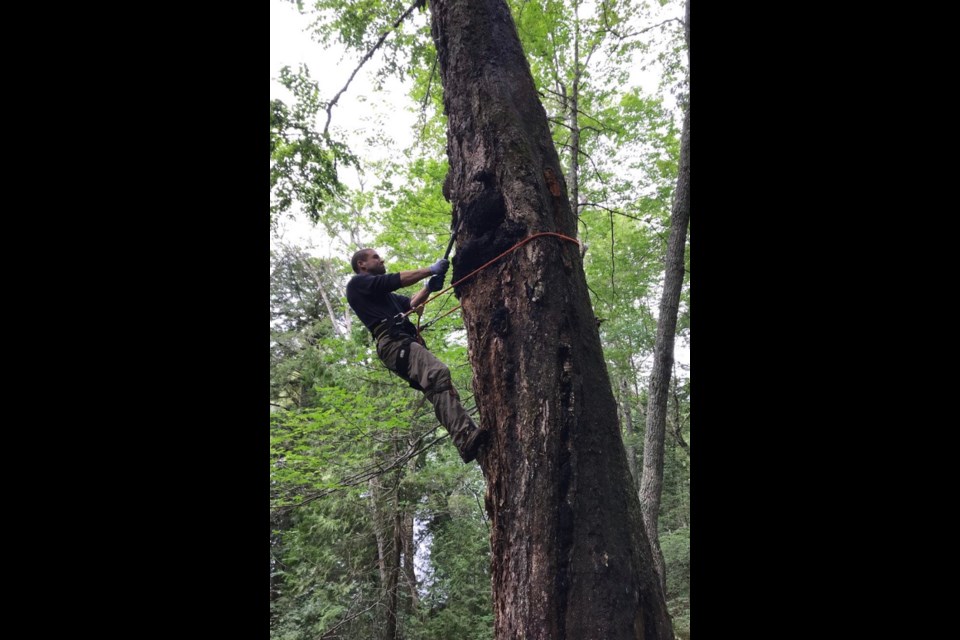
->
xmin=269 ymin=1 xmax=690 ymax=638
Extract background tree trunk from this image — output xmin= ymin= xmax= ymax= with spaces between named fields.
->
xmin=369 ymin=473 xmax=402 ymax=640
xmin=385 ymin=508 xmax=402 ymax=640
xmin=620 ymin=377 xmax=639 ymax=489
xmin=401 ymin=510 xmax=419 ymax=609
xmin=638 ymin=0 xmax=690 ymax=599
xmin=429 ymin=1 xmax=673 ymax=638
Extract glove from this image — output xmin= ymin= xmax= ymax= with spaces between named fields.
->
xmin=429 ymin=258 xmax=449 ymax=275
xmin=427 ymin=273 xmax=446 ymax=292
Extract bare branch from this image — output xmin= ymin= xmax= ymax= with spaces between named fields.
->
xmin=577 ymin=144 xmax=609 ymax=188
xmin=540 ymin=87 xmax=614 ymax=132
xmin=540 ymin=86 xmax=567 ymax=102
xmin=609 ymin=17 xmax=684 ymax=41
xmin=272 ymin=428 xmax=447 ymax=516
xmin=323 ymin=0 xmax=422 ymax=136
xmin=578 ymin=201 xmax=647 ymax=224
xmin=418 ymin=54 xmax=439 ymax=142
xmin=320 ymin=594 xmax=385 ymax=639
xmin=599 ymin=1 xmax=684 ymax=42
xmin=548 ymin=116 xmax=575 ymax=131
xmin=585 ymin=281 xmax=610 ymax=306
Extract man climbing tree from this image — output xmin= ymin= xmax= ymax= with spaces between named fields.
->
xmin=346 ymin=247 xmax=490 ymax=463
xmin=278 ymin=0 xmax=683 ymax=637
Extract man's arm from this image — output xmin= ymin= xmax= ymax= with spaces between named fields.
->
xmin=409 ymin=285 xmax=431 ymax=312
xmin=398 ymin=258 xmax=448 ymax=287
xmin=397 ymin=267 xmax=434 ymax=287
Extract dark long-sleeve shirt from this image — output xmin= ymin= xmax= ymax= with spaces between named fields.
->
xmin=346 ymin=273 xmax=417 ymax=338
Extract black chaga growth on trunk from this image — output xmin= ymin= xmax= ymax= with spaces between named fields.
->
xmin=428 ymin=1 xmax=674 ymax=638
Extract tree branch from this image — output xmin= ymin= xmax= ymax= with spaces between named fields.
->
xmin=579 ymin=201 xmax=647 ymax=223
xmin=418 ymin=54 xmax=439 ymax=142
xmin=599 ymin=1 xmax=683 ymax=42
xmin=585 ymin=281 xmax=609 ymax=307
xmin=540 ymin=88 xmax=613 ymax=133
xmin=323 ymin=0 xmax=422 ymax=136
xmin=320 ymin=594 xmax=385 ymax=639
xmin=548 ymin=116 xmax=575 ymax=131
xmin=578 ymin=145 xmax=610 ymax=189
xmin=609 ymin=17 xmax=684 ymax=41
xmin=540 ymin=86 xmax=568 ymax=101
xmin=272 ymin=428 xmax=447 ymax=516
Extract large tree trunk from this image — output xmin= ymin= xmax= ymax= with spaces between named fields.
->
xmin=429 ymin=1 xmax=673 ymax=638
xmin=638 ymin=0 xmax=690 ymax=600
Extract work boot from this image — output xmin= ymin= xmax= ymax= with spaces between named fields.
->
xmin=459 ymin=426 xmax=490 ymax=463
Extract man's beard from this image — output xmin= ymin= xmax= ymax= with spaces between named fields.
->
xmin=370 ymin=264 xmax=386 ymax=275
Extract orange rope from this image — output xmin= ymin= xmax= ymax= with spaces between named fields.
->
xmin=405 ymin=231 xmax=582 ymax=336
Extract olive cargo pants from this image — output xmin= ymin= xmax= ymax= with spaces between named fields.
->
xmin=376 ymin=334 xmax=481 ymax=461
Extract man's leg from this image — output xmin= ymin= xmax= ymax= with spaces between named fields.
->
xmin=382 ymin=338 xmax=488 ymax=463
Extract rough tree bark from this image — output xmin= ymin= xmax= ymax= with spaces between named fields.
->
xmin=428 ymin=1 xmax=673 ymax=638
xmin=638 ymin=0 xmax=690 ymax=599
